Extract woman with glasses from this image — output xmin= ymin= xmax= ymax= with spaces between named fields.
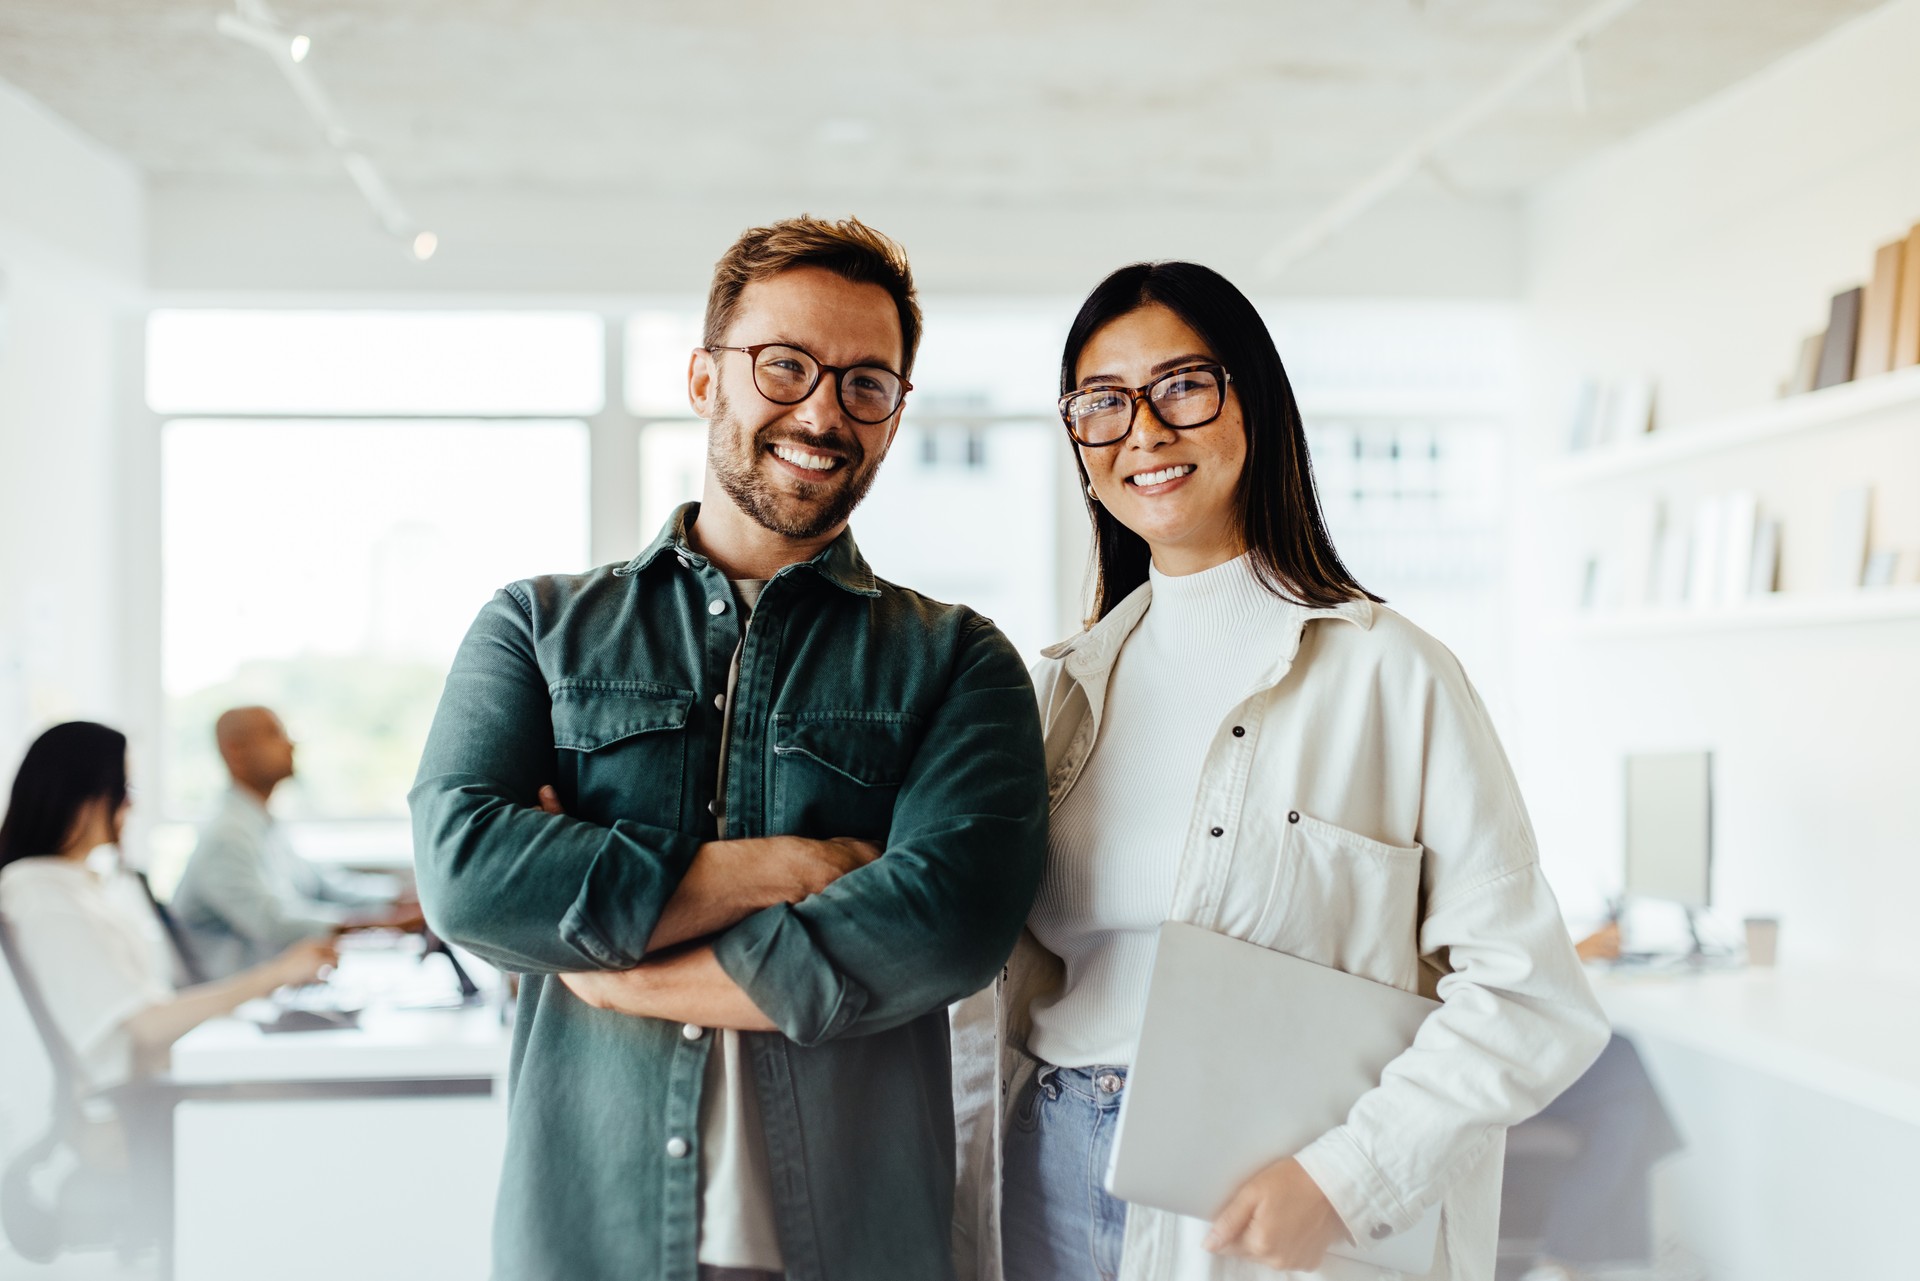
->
xmin=953 ymin=263 xmax=1607 ymax=1281
xmin=0 ymin=722 xmax=335 ymax=1091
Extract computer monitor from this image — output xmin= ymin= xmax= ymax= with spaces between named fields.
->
xmin=1624 ymin=749 xmax=1713 ymax=911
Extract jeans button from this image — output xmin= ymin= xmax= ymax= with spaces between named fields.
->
xmin=1097 ymin=1072 xmax=1122 ymax=1095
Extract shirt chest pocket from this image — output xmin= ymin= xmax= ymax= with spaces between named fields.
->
xmin=770 ymin=710 xmax=924 ymax=842
xmin=550 ymin=682 xmax=695 ymax=831
xmin=1218 ymin=810 xmax=1425 ymax=991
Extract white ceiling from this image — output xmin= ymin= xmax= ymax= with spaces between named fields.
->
xmin=0 ymin=0 xmax=1888 ymax=293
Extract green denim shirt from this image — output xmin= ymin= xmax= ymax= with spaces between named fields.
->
xmin=410 ymin=503 xmax=1048 ymax=1281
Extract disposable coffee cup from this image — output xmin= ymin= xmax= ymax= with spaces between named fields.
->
xmin=1743 ymin=916 xmax=1780 ymax=967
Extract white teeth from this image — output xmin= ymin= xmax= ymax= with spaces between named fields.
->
xmin=772 ymin=444 xmax=839 ymax=472
xmin=1128 ymin=464 xmax=1196 ymax=487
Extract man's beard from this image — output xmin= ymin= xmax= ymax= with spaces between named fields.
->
xmin=707 ymin=384 xmax=884 ymax=540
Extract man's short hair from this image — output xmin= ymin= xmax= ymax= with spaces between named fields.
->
xmin=703 ymin=215 xmax=923 ymax=379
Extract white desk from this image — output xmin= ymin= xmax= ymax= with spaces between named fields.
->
xmin=1589 ymin=964 xmax=1920 ymax=1125
xmin=1589 ymin=964 xmax=1920 ymax=1281
xmin=171 ymin=1002 xmax=508 ymax=1084
xmin=165 ymin=950 xmax=512 ymax=1281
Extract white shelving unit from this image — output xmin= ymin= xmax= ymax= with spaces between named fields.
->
xmin=1554 ymin=587 xmax=1920 ymax=638
xmin=1542 ymin=363 xmax=1920 ymax=489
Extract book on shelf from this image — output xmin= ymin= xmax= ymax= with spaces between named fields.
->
xmin=1896 ymin=221 xmax=1920 ymax=369
xmin=1814 ymin=287 xmax=1864 ymax=389
xmin=1827 ymin=486 xmax=1872 ymax=590
xmin=1686 ymin=498 xmax=1723 ymax=610
xmin=1855 ymin=239 xmax=1905 ymax=379
xmin=1749 ymin=518 xmax=1781 ymax=596
xmin=1718 ymin=492 xmax=1759 ymax=605
xmin=1786 ymin=332 xmax=1824 ymax=396
xmin=1565 ymin=379 xmax=1602 ymax=453
xmin=1652 ymin=520 xmax=1690 ymax=607
xmin=1619 ymin=497 xmax=1661 ymax=608
xmin=1608 ymin=376 xmax=1656 ymax=440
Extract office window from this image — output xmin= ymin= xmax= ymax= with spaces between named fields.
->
xmin=151 ymin=313 xmax=599 ymax=861
xmin=148 ymin=311 xmax=604 ymax=416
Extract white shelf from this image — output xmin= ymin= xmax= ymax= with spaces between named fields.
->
xmin=1553 ymin=587 xmax=1920 ymax=637
xmin=1542 ymin=363 xmax=1920 ymax=488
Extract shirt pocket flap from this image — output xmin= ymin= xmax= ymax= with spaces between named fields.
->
xmin=550 ymin=682 xmax=694 ymax=752
xmin=772 ymin=712 xmax=923 ymax=787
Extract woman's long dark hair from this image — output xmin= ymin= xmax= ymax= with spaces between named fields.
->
xmin=1062 ymin=261 xmax=1380 ymax=622
xmin=0 ymin=722 xmax=129 ymax=873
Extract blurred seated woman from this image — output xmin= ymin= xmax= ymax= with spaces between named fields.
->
xmin=0 ymin=721 xmax=335 ymax=1090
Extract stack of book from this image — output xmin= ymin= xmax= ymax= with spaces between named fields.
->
xmin=1787 ymin=220 xmax=1920 ymax=395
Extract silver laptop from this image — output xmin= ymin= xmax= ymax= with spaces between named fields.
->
xmin=1106 ymin=922 xmax=1444 ymax=1274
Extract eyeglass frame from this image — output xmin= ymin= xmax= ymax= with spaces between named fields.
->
xmin=704 ymin=342 xmax=913 ymax=424
xmin=1056 ymin=363 xmax=1234 ymax=446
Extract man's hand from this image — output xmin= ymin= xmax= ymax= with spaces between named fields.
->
xmin=778 ymin=836 xmax=882 ymax=901
xmin=533 ymin=783 xmax=881 ymax=950
xmin=559 ymin=946 xmax=776 ymax=1031
xmin=1204 ymin=1157 xmax=1351 ymax=1271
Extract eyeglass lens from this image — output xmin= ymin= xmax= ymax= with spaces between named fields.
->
xmin=1064 ymin=367 xmax=1224 ymax=444
xmin=752 ymin=344 xmax=904 ymax=423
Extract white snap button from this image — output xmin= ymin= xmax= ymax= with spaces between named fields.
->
xmin=713 ymin=693 xmax=726 ymax=711
xmin=681 ymin=1023 xmax=703 ymax=1041
xmin=708 ymin=599 xmax=727 ymax=616
xmin=665 ymin=1136 xmax=689 ymax=1158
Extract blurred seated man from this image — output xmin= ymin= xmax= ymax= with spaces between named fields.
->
xmin=172 ymin=707 xmax=423 ymax=979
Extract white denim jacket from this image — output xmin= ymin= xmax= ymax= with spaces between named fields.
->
xmin=951 ymin=583 xmax=1608 ymax=1281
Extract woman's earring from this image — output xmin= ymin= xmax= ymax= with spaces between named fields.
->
xmin=1086 ymin=483 xmax=1099 ymax=502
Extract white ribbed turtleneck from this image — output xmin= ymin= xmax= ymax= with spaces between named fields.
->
xmin=1027 ymin=553 xmax=1290 ymax=1068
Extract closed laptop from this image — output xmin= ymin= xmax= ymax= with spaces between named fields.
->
xmin=1106 ymin=922 xmax=1443 ymax=1274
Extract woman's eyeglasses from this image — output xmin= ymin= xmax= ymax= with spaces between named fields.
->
xmin=1058 ymin=364 xmax=1231 ymax=446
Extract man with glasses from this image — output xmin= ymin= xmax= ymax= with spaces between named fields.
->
xmin=411 ymin=216 xmax=1048 ymax=1281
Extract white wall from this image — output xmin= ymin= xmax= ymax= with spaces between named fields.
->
xmin=1516 ymin=0 xmax=1920 ymax=970
xmin=0 ymin=75 xmax=147 ymax=771
xmin=0 ymin=71 xmax=146 ymax=1174
xmin=1515 ymin=4 xmax=1920 ymax=1275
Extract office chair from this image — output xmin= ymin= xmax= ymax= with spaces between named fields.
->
xmin=0 ymin=907 xmax=492 ymax=1281
xmin=133 ymin=869 xmax=208 ymax=987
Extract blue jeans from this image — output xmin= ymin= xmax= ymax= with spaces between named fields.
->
xmin=1002 ymin=1063 xmax=1132 ymax=1281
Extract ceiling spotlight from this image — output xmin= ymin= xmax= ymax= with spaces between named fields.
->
xmin=289 ymin=33 xmax=311 ymax=62
xmin=412 ymin=231 xmax=439 ymax=261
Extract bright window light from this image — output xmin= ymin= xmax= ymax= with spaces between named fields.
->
xmin=147 ymin=311 xmax=605 ymax=416
xmin=161 ymin=418 xmax=590 ymax=822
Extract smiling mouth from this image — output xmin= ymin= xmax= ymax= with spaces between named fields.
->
xmin=1126 ymin=464 xmax=1196 ymax=487
xmin=768 ymin=442 xmax=847 ymax=475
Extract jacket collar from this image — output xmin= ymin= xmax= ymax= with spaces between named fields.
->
xmin=620 ymin=501 xmax=882 ymax=598
xmin=1042 ymin=575 xmax=1375 ymax=683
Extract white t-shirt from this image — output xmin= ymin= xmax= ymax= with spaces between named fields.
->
xmin=0 ymin=855 xmax=175 ymax=1090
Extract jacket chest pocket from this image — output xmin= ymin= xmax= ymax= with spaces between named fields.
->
xmin=550 ymin=683 xmax=695 ymax=831
xmin=1217 ymin=810 xmax=1425 ymax=991
xmin=770 ymin=710 xmax=923 ymax=841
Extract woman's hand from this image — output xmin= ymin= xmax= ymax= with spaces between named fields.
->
xmin=270 ymin=937 xmax=339 ymax=988
xmin=1204 ymin=1157 xmax=1350 ymax=1271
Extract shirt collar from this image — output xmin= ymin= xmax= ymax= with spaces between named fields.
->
xmin=619 ymin=501 xmax=881 ymax=598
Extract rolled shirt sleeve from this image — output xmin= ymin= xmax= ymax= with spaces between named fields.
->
xmin=713 ymin=617 xmax=1049 ymax=1046
xmin=410 ymin=585 xmax=703 ymax=974
xmin=1293 ymin=656 xmax=1610 ymax=1243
